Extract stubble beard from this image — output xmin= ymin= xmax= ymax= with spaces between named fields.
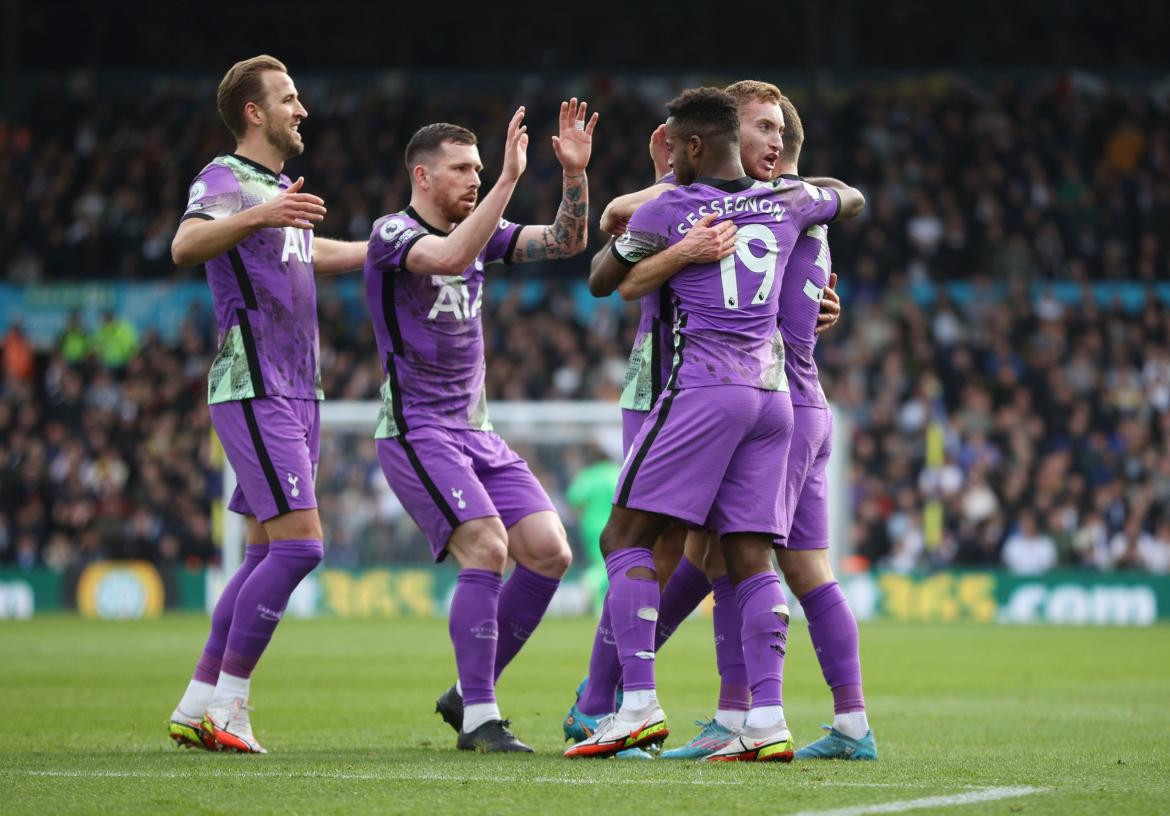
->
xmin=265 ymin=120 xmax=304 ymax=161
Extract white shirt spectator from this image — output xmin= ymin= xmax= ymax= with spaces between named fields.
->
xmin=1002 ymin=529 xmax=1058 ymax=574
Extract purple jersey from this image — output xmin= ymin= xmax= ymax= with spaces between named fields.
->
xmin=776 ymin=174 xmax=833 ymax=408
xmin=613 ymin=176 xmax=839 ymax=391
xmin=364 ymin=206 xmax=522 ymax=438
xmin=618 ymin=171 xmax=677 ymax=411
xmin=182 ymin=154 xmax=322 ymax=405
xmin=619 ymin=291 xmax=674 ymax=412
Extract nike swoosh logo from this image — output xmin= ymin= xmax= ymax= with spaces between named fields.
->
xmin=629 ymin=718 xmax=655 ymax=741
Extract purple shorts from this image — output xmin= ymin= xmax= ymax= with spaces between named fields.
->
xmin=621 ymin=408 xmax=648 ymax=457
xmin=616 ymin=386 xmax=794 ymax=539
xmin=376 ymin=426 xmax=556 ymax=561
xmin=783 ymin=405 xmax=833 ymax=550
xmin=210 ymin=396 xmax=320 ymax=523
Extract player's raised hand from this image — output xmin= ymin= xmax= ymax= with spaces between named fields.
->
xmin=500 ymin=106 xmax=529 ymax=183
xmin=815 ymin=272 xmax=841 ymax=334
xmin=252 ymin=176 xmax=327 ymax=230
xmin=649 ymin=124 xmax=671 ymax=179
xmin=551 ymin=98 xmax=599 ymax=176
xmin=677 ymin=213 xmax=737 ymax=263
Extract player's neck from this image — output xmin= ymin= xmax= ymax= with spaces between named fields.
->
xmin=233 ymin=139 xmax=285 ymax=176
xmin=407 ymin=196 xmax=455 ymax=234
xmin=695 ymin=155 xmax=746 ymax=183
xmin=776 ymin=162 xmax=798 ymax=178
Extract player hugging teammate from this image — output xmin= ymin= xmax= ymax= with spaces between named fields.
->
xmin=168 ymin=62 xmax=874 ymax=761
xmin=564 ymin=82 xmax=876 ymax=762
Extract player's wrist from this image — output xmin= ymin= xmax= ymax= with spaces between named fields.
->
xmin=562 ymin=169 xmax=586 ymax=180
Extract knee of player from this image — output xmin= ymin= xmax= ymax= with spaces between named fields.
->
xmin=461 ymin=529 xmax=509 ymax=573
xmin=542 ymin=540 xmax=573 ymax=576
xmin=778 ymin=550 xmax=834 ymax=598
xmin=598 ymin=522 xmax=623 ymax=558
xmin=702 ymin=540 xmax=727 ymax=579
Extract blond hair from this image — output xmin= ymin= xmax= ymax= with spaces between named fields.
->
xmin=723 ymin=79 xmax=783 ymax=108
xmin=778 ymin=94 xmax=805 ymax=163
xmin=217 ymin=55 xmax=288 ymax=140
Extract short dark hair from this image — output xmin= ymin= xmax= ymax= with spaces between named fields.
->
xmin=778 ymin=94 xmax=805 ymax=163
xmin=217 ymin=55 xmax=288 ymax=140
xmin=665 ymin=87 xmax=740 ymax=141
xmin=405 ymin=123 xmax=478 ymax=169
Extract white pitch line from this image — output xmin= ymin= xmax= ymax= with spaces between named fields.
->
xmin=13 ymin=769 xmax=973 ymax=790
xmin=784 ymin=785 xmax=1044 ymax=816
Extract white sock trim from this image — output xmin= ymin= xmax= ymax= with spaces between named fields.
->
xmin=175 ymin=679 xmax=215 ymax=720
xmin=745 ymin=704 xmax=785 ymax=731
xmin=714 ymin=708 xmax=746 ymax=731
xmin=834 ymin=710 xmax=870 ymax=739
xmin=210 ymin=671 xmax=250 ymax=709
xmin=622 ymin=689 xmax=658 ymax=712
xmin=462 ymin=702 xmax=501 ymax=733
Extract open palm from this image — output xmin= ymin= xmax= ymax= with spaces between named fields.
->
xmin=551 ymin=98 xmax=599 ymax=176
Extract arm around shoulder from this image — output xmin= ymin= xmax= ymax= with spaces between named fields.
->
xmin=834 ymin=186 xmax=865 ymax=221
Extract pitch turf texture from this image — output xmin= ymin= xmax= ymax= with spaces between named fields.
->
xmin=1 ymin=616 xmax=1167 ymax=815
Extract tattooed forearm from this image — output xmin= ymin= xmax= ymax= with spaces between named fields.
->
xmin=514 ymin=173 xmax=589 ymax=262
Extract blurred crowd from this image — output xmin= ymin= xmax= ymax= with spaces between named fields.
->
xmin=2 ymin=71 xmax=1169 ymax=575
xmin=2 ymin=72 xmax=1168 ymax=286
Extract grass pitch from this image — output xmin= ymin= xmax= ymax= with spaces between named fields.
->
xmin=1 ymin=614 xmax=1168 ymax=815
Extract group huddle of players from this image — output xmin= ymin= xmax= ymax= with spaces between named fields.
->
xmin=164 ymin=54 xmax=876 ymax=764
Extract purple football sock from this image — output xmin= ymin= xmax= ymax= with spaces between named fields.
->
xmin=449 ymin=568 xmax=502 ymax=706
xmin=736 ymin=570 xmax=789 ymax=709
xmin=800 ymin=580 xmax=866 ymax=714
xmin=605 ymin=548 xmax=659 ymax=693
xmin=578 ymin=597 xmax=623 ymax=716
xmin=654 ymin=556 xmax=710 ymax=650
xmin=712 ymin=575 xmax=750 ymax=711
xmin=193 ymin=544 xmax=268 ymax=684
xmin=494 ymin=564 xmax=559 ymax=681
xmin=220 ymin=539 xmax=323 ymax=679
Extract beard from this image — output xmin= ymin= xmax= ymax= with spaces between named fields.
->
xmin=264 ymin=119 xmax=304 ymax=160
xmin=439 ymin=194 xmax=477 ymax=225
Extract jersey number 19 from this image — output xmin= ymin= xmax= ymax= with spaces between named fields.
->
xmin=719 ymin=223 xmax=780 ymax=310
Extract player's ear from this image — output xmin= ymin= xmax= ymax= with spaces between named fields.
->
xmin=411 ymin=163 xmax=429 ymax=190
xmin=244 ymin=100 xmax=264 ymax=128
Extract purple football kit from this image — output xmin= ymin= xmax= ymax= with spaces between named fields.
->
xmin=775 ymin=174 xmax=835 ymax=551
xmin=611 ymin=175 xmax=840 ymax=540
xmin=175 ymin=153 xmax=326 ymax=720
xmin=363 ymin=207 xmax=555 ymax=561
xmin=183 ymin=153 xmax=323 ymax=522
xmin=363 ymin=205 xmax=563 ymax=716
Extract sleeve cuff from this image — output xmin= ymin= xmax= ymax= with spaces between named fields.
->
xmin=179 ymin=212 xmax=215 ymax=222
xmin=398 ymin=232 xmax=429 ymax=273
xmin=503 ymin=226 xmax=524 ymax=265
xmin=610 ymin=242 xmax=637 ymax=268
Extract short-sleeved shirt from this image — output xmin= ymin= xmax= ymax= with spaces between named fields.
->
xmin=776 ymin=175 xmax=833 ymax=408
xmin=612 ymin=176 xmax=840 ymax=392
xmin=364 ymin=206 xmax=522 ymax=438
xmin=182 ymin=153 xmax=322 ymax=405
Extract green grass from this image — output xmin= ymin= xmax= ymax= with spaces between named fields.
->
xmin=1 ymin=615 xmax=1168 ymax=815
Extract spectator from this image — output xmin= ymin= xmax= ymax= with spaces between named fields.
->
xmin=57 ymin=311 xmax=90 ymax=364
xmin=91 ymin=311 xmax=138 ymax=369
xmin=2 ymin=320 xmax=34 ymax=384
xmin=1001 ymin=512 xmax=1058 ymax=575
